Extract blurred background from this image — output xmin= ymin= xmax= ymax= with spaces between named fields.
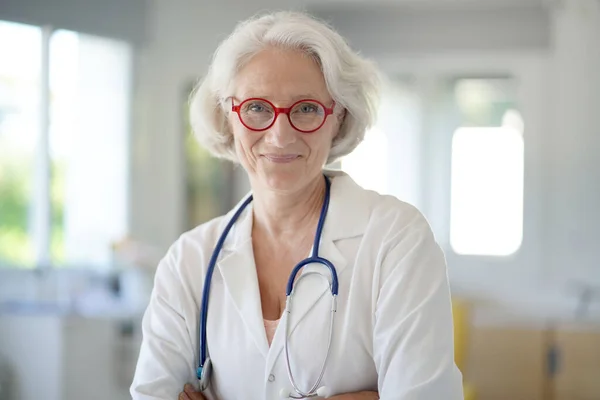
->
xmin=0 ymin=0 xmax=599 ymax=399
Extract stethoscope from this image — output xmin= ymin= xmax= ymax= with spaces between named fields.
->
xmin=197 ymin=175 xmax=339 ymax=399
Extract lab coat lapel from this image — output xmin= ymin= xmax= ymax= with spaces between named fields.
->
xmin=217 ymin=203 xmax=271 ymax=359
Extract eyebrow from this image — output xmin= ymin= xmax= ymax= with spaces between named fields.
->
xmin=235 ymin=93 xmax=326 ymax=102
xmin=291 ymin=94 xmax=322 ymax=101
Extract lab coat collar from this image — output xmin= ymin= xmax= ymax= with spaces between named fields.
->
xmin=320 ymin=169 xmax=370 ymax=241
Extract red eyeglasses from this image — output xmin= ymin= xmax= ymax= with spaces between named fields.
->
xmin=231 ymin=98 xmax=335 ymax=133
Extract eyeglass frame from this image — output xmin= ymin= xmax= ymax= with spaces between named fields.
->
xmin=230 ymin=97 xmax=336 ymax=133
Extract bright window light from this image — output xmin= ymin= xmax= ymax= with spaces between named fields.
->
xmin=450 ymin=115 xmax=524 ymax=256
xmin=341 ymin=127 xmax=389 ymax=195
xmin=49 ymin=29 xmax=131 ymax=268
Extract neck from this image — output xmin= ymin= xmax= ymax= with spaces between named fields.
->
xmin=251 ymin=175 xmax=326 ymax=240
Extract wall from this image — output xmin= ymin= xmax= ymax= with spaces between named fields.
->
xmin=545 ymin=0 xmax=600 ymax=289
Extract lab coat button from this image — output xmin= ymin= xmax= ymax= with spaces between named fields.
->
xmin=268 ymin=374 xmax=275 ymax=382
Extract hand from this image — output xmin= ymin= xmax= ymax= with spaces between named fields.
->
xmin=178 ymin=384 xmax=207 ymax=400
xmin=328 ymin=391 xmax=379 ymax=400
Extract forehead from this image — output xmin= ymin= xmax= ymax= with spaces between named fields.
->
xmin=233 ymin=47 xmax=331 ymax=103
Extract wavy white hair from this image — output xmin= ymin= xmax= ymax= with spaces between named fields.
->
xmin=189 ymin=10 xmax=382 ymax=165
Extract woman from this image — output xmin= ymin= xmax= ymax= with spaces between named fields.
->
xmin=131 ymin=11 xmax=463 ymax=400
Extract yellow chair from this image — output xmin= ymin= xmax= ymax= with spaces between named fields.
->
xmin=452 ymin=299 xmax=477 ymax=400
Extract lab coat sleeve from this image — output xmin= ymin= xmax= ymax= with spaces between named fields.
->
xmin=373 ymin=212 xmax=464 ymax=400
xmin=130 ymin=248 xmax=197 ymax=399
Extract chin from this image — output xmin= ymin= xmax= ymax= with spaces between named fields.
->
xmin=257 ymin=168 xmax=308 ymax=193
xmin=262 ymin=171 xmax=303 ymax=192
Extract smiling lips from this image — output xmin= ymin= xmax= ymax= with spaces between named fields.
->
xmin=262 ymin=154 xmax=300 ymax=163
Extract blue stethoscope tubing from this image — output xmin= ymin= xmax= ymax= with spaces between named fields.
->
xmin=197 ymin=175 xmax=339 ymax=398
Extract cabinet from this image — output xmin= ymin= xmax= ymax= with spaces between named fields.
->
xmin=465 ymin=321 xmax=600 ymax=400
xmin=0 ymin=314 xmax=140 ymax=400
xmin=553 ymin=325 xmax=600 ymax=400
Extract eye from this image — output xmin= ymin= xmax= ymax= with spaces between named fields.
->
xmin=297 ymin=103 xmax=319 ymax=113
xmin=249 ymin=103 xmax=265 ymax=112
xmin=243 ymin=101 xmax=270 ymax=113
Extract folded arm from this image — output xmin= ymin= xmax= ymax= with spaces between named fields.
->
xmin=131 ymin=250 xmax=198 ymax=400
xmin=373 ymin=212 xmax=464 ymax=400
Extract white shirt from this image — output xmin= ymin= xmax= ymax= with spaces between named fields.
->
xmin=130 ymin=170 xmax=464 ymax=400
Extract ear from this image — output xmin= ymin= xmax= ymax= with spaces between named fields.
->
xmin=329 ymin=109 xmax=347 ymax=143
xmin=337 ymin=108 xmax=347 ymax=124
xmin=332 ymin=108 xmax=346 ymax=135
xmin=334 ymin=108 xmax=347 ymax=135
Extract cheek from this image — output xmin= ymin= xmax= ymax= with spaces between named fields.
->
xmin=305 ymin=131 xmax=334 ymax=159
xmin=315 ymin=121 xmax=338 ymax=150
xmin=228 ymin=114 xmax=241 ymax=140
xmin=229 ymin=118 xmax=262 ymax=153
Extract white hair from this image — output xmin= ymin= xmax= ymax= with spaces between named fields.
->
xmin=189 ymin=10 xmax=382 ymax=164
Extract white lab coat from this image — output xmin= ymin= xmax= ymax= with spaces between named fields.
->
xmin=130 ymin=170 xmax=464 ymax=400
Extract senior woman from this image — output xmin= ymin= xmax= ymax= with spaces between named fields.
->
xmin=131 ymin=10 xmax=463 ymax=400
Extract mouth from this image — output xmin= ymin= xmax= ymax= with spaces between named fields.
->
xmin=262 ymin=154 xmax=300 ymax=163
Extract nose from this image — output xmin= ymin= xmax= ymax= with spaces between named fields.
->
xmin=264 ymin=114 xmax=297 ymax=148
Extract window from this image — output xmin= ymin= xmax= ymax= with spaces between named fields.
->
xmin=449 ymin=78 xmax=524 ymax=256
xmin=0 ymin=21 xmax=131 ymax=269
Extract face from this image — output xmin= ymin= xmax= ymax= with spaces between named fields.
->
xmin=227 ymin=47 xmax=342 ymax=194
